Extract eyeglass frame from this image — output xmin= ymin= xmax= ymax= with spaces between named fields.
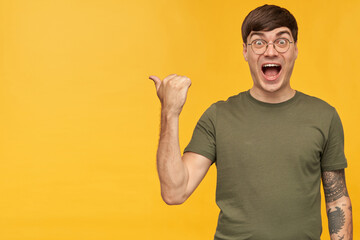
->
xmin=247 ymin=38 xmax=294 ymax=55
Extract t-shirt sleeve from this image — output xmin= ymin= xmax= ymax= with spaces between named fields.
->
xmin=320 ymin=107 xmax=348 ymax=171
xmin=183 ymin=103 xmax=216 ymax=163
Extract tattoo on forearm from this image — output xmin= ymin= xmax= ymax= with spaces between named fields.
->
xmin=322 ymin=170 xmax=349 ymax=203
xmin=338 ymin=235 xmax=344 ymax=240
xmin=327 ymin=207 xmax=345 ymax=235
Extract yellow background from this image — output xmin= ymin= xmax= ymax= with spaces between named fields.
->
xmin=0 ymin=0 xmax=358 ymax=239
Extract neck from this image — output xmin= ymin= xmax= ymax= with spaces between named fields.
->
xmin=249 ymin=87 xmax=296 ymax=103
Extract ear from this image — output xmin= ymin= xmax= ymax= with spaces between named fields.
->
xmin=294 ymin=41 xmax=298 ymax=59
xmin=243 ymin=42 xmax=248 ymax=62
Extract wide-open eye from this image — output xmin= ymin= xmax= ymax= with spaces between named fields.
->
xmin=252 ymin=39 xmax=266 ymax=49
xmin=275 ymin=38 xmax=289 ymax=48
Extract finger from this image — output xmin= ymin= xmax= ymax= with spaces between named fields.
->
xmin=173 ymin=76 xmax=191 ymax=87
xmin=163 ymin=73 xmax=178 ymax=82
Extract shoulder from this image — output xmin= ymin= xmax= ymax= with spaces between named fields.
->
xmin=200 ymin=92 xmax=245 ymax=122
xmin=212 ymin=91 xmax=246 ymax=109
xmin=298 ymin=91 xmax=334 ymax=108
xmin=297 ymin=91 xmax=337 ymax=116
xmin=298 ymin=91 xmax=332 ymax=107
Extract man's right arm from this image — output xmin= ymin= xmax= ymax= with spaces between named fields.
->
xmin=157 ymin=112 xmax=212 ymax=205
xmin=150 ymin=74 xmax=213 ymax=205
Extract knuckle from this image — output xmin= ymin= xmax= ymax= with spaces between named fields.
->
xmin=166 ymin=75 xmax=191 ymax=89
xmin=168 ymin=80 xmax=177 ymax=88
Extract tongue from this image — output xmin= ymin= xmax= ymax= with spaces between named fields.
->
xmin=264 ymin=67 xmax=279 ymax=76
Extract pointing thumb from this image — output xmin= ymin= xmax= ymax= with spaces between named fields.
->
xmin=149 ymin=75 xmax=161 ymax=90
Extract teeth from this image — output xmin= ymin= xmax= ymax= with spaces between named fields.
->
xmin=263 ymin=64 xmax=280 ymax=67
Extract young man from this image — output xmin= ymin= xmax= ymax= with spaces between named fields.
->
xmin=149 ymin=4 xmax=353 ymax=240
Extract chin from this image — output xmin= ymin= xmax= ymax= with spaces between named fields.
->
xmin=259 ymin=79 xmax=284 ymax=93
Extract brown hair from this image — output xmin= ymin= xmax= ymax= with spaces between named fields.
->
xmin=241 ymin=5 xmax=298 ymax=44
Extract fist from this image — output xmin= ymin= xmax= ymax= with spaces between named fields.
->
xmin=149 ymin=74 xmax=192 ymax=116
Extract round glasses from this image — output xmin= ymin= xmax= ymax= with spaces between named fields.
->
xmin=247 ymin=38 xmax=293 ymax=55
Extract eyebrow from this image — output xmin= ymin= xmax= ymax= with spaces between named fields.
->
xmin=249 ymin=30 xmax=292 ymax=40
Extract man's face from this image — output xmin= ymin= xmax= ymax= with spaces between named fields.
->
xmin=243 ymin=27 xmax=298 ymax=94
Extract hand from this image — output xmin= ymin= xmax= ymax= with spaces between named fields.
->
xmin=149 ymin=74 xmax=192 ymax=116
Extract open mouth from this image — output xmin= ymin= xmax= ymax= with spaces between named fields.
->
xmin=261 ymin=63 xmax=282 ymax=80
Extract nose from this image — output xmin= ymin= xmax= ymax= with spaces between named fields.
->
xmin=263 ymin=43 xmax=278 ymax=57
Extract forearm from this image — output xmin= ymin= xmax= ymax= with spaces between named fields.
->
xmin=326 ymin=196 xmax=353 ymax=240
xmin=322 ymin=169 xmax=353 ymax=240
xmin=156 ymin=111 xmax=188 ymax=205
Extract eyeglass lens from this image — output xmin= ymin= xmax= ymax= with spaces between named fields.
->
xmin=251 ymin=39 xmax=290 ymax=54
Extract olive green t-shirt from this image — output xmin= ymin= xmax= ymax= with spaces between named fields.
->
xmin=184 ymin=90 xmax=347 ymax=240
